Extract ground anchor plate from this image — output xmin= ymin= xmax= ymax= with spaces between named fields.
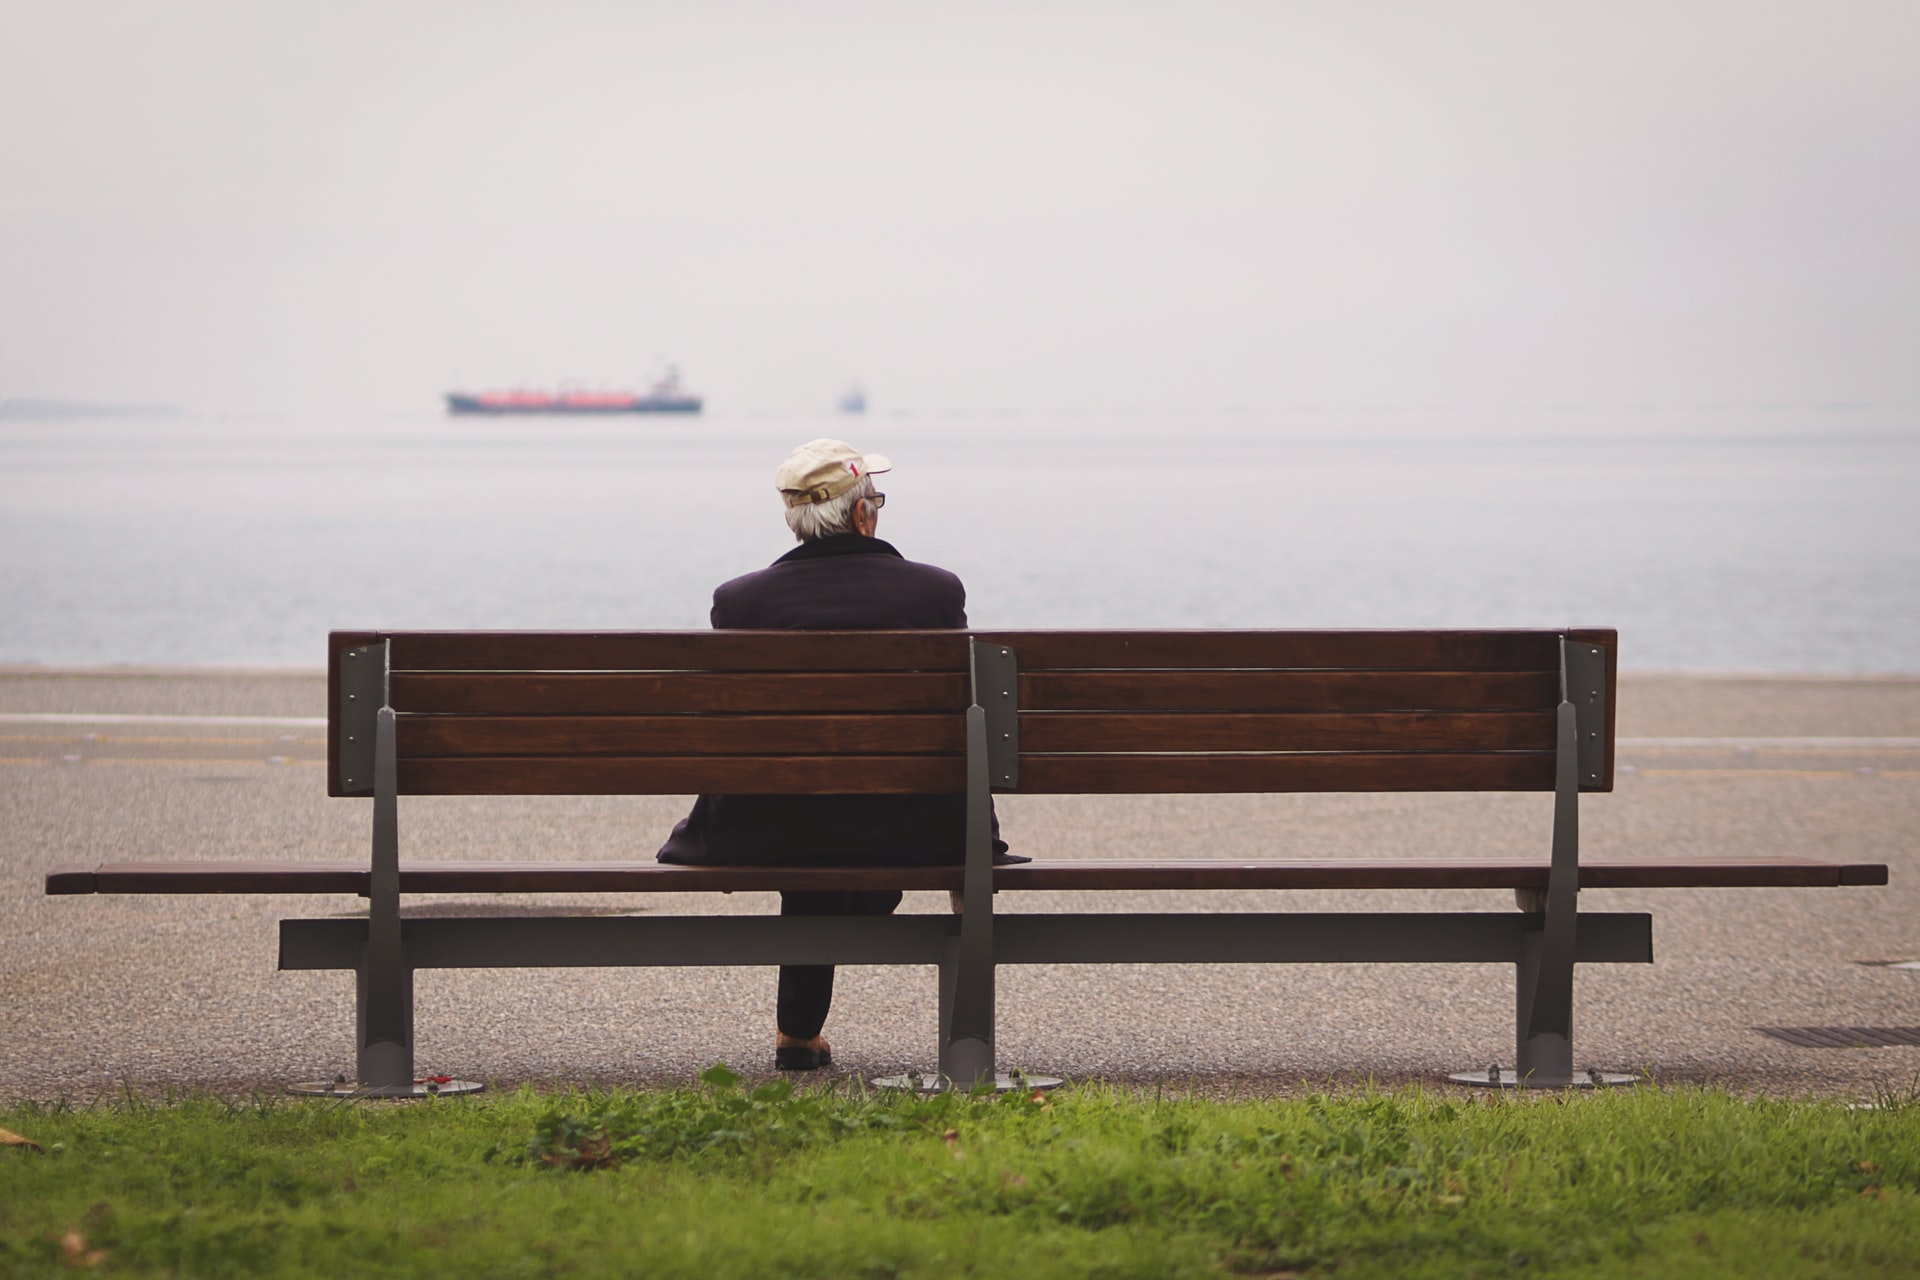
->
xmin=1447 ymin=1067 xmax=1639 ymax=1089
xmin=871 ymin=1071 xmax=1064 ymax=1094
xmin=287 ymin=1079 xmax=485 ymax=1099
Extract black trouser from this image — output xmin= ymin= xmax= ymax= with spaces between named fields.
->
xmin=776 ymin=889 xmax=903 ymax=1039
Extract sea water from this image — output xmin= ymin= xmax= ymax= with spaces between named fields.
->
xmin=1 ymin=408 xmax=1916 ymax=672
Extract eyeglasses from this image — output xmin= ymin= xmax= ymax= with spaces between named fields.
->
xmin=866 ymin=492 xmax=886 ymax=509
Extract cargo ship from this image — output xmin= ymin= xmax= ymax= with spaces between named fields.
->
xmin=445 ymin=367 xmax=701 ymax=415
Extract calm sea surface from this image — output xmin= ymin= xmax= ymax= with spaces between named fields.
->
xmin=2 ymin=409 xmax=1916 ymax=672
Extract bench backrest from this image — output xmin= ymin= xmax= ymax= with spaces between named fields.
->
xmin=328 ymin=629 xmax=1616 ymax=799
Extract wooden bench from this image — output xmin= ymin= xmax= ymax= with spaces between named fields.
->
xmin=46 ymin=628 xmax=1887 ymax=1091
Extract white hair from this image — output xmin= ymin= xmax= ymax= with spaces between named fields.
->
xmin=784 ymin=473 xmax=876 ymax=541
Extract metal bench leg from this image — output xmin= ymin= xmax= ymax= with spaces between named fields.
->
xmin=939 ymin=696 xmax=998 ymax=1088
xmin=937 ymin=937 xmax=954 ymax=1047
xmin=940 ymin=928 xmax=994 ymax=1087
xmin=290 ymin=643 xmax=485 ymax=1099
xmin=357 ymin=703 xmax=416 ymax=1089
xmin=868 ymin=933 xmax=991 ymax=1093
xmin=1516 ymin=681 xmax=1583 ymax=1087
xmin=1453 ymin=641 xmax=1634 ymax=1090
xmin=879 ymin=644 xmax=1054 ymax=1094
xmin=1515 ymin=925 xmax=1573 ymax=1084
xmin=919 ymin=665 xmax=1003 ymax=1090
xmin=356 ymin=943 xmax=414 ymax=1087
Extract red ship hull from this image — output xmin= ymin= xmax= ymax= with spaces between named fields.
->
xmin=446 ymin=391 xmax=702 ymax=415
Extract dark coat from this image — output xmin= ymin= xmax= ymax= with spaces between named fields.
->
xmin=708 ymin=532 xmax=967 ymax=631
xmin=656 ymin=534 xmax=1000 ymax=867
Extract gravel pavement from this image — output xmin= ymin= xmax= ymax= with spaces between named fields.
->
xmin=4 ymin=667 xmax=1916 ymax=1100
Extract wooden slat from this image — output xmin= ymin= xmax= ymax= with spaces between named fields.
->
xmin=402 ymin=751 xmax=1559 ymax=795
xmin=361 ymin=629 xmax=1577 ymax=675
xmin=389 ymin=671 xmax=968 ymax=715
xmin=1019 ymin=752 xmax=1558 ymax=793
xmin=383 ymin=630 xmax=970 ymax=673
xmin=1019 ymin=710 xmax=1555 ymax=754
xmin=76 ymin=861 xmax=960 ymax=895
xmin=397 ymin=755 xmax=966 ymax=795
xmin=978 ymin=630 xmax=1563 ymax=672
xmin=48 ymin=855 xmax=1887 ymax=896
xmin=400 ymin=714 xmax=964 ymax=758
xmin=43 ymin=865 xmax=98 ymax=895
xmin=93 ymin=862 xmax=370 ymax=894
xmin=376 ymin=863 xmax=965 ymax=893
xmin=1021 ymin=670 xmax=1559 ymax=713
xmin=1581 ymin=858 xmax=1888 ymax=889
xmin=401 ymin=711 xmax=1554 ymax=758
xmin=998 ymin=857 xmax=1886 ymax=891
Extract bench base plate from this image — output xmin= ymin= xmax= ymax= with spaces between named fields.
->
xmin=286 ymin=1078 xmax=485 ymax=1099
xmin=1447 ymin=1068 xmax=1639 ymax=1090
xmin=872 ymin=1072 xmax=1064 ymax=1094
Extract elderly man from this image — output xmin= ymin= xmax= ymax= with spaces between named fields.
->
xmin=657 ymin=439 xmax=1015 ymax=1071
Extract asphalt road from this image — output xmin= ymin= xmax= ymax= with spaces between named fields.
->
xmin=3 ymin=668 xmax=1916 ymax=1100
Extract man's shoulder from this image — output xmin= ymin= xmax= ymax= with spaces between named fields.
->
xmin=721 ymin=549 xmax=962 ymax=591
xmin=713 ymin=549 xmax=966 ymax=629
xmin=868 ymin=554 xmax=965 ymax=589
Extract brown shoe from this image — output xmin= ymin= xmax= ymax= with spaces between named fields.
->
xmin=775 ymin=1033 xmax=832 ymax=1071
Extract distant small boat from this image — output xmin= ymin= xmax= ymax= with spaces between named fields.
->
xmin=838 ymin=385 xmax=867 ymax=415
xmin=446 ymin=367 xmax=702 ymax=415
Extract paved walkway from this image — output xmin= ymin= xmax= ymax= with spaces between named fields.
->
xmin=3 ymin=668 xmax=1916 ymax=1100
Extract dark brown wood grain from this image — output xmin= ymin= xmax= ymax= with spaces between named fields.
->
xmin=373 ymin=630 xmax=1572 ymax=676
xmin=42 ymin=866 xmax=98 ymax=895
xmin=976 ymin=630 xmax=1562 ymax=672
xmin=398 ymin=710 xmax=1557 ymax=758
xmin=323 ymin=629 xmax=1619 ymax=799
xmin=1018 ymin=710 xmax=1556 ymax=754
xmin=1019 ymin=669 xmax=1560 ymax=713
xmin=396 ymin=754 xmax=967 ymax=795
xmin=399 ymin=714 xmax=965 ymax=758
xmin=997 ymin=857 xmax=1886 ymax=891
xmin=1018 ymin=751 xmax=1559 ymax=793
xmin=385 ymin=630 xmax=971 ymax=673
xmin=48 ymin=854 xmax=1886 ymax=896
xmin=92 ymin=862 xmax=371 ymax=894
xmin=389 ymin=671 xmax=969 ymax=715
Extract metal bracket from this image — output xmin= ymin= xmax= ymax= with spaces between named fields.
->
xmin=1563 ymin=638 xmax=1608 ymax=791
xmin=337 ymin=643 xmax=387 ymax=796
xmin=970 ymin=640 xmax=1019 ymax=792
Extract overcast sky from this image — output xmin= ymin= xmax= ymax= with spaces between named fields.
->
xmin=2 ymin=1 xmax=1915 ymax=415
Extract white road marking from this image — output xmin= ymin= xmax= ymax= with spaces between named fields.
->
xmin=1619 ymin=737 xmax=1920 ymax=749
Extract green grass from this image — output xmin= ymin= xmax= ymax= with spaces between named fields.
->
xmin=4 ymin=1071 xmax=1918 ymax=1278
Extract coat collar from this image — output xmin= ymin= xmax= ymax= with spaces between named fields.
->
xmin=773 ymin=533 xmax=905 ymax=566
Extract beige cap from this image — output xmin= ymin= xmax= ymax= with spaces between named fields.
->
xmin=774 ymin=438 xmax=893 ymax=507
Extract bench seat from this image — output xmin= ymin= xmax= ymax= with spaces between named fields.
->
xmin=45 ymin=854 xmax=1889 ymax=897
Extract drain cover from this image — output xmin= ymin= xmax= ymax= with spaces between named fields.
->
xmin=1757 ymin=1026 xmax=1920 ymax=1048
